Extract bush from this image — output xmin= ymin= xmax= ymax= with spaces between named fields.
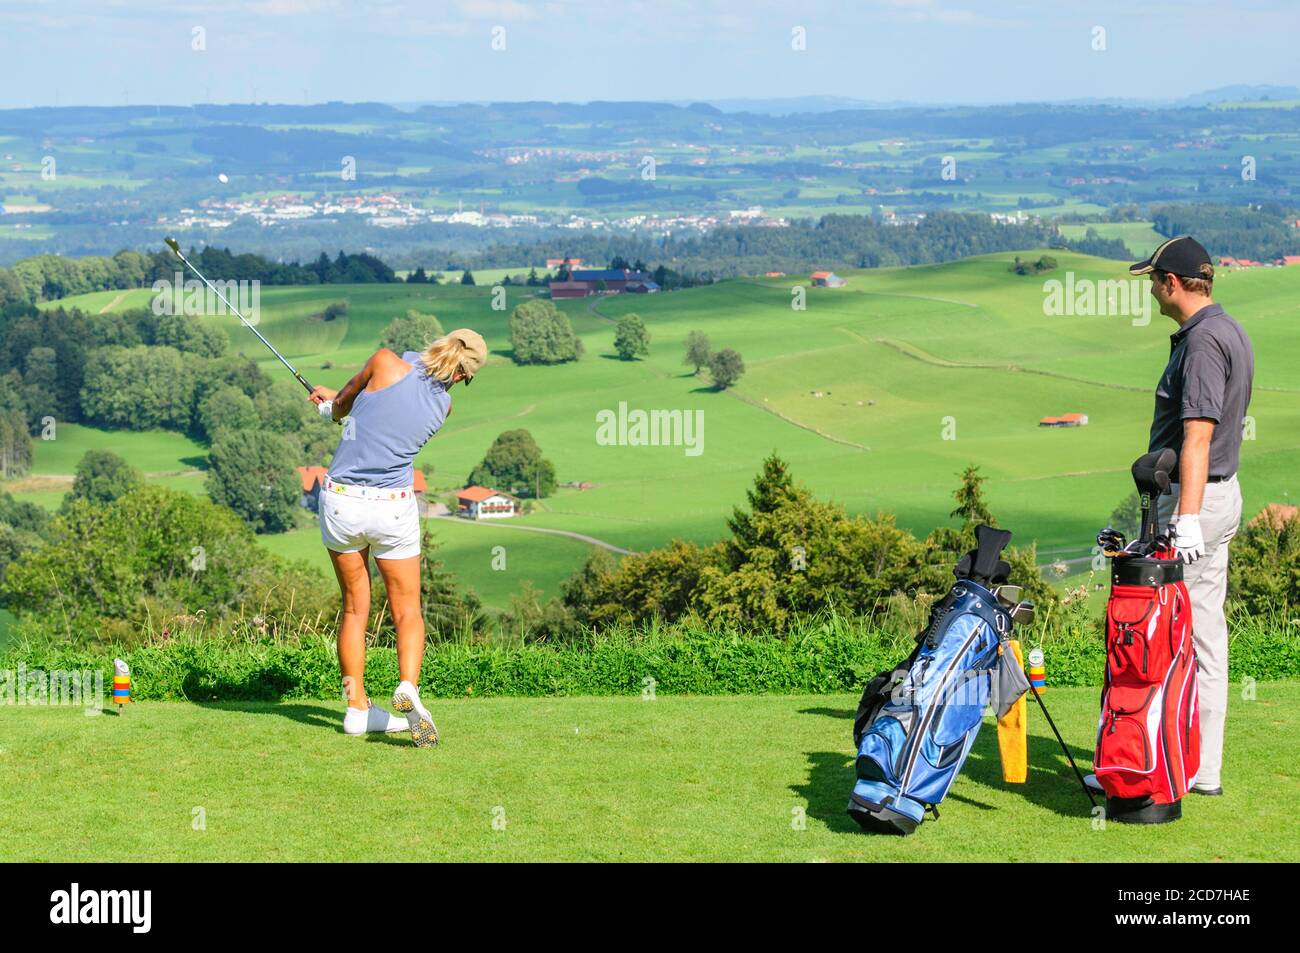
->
xmin=0 ymin=485 xmax=330 ymax=642
xmin=1229 ymin=509 xmax=1300 ymax=619
xmin=556 ymin=455 xmax=1057 ymax=636
xmin=3 ymin=609 xmax=1294 ymax=701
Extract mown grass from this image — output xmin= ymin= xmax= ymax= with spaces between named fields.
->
xmin=3 ymin=685 xmax=1296 ymax=861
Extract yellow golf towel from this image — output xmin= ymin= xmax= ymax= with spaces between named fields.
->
xmin=997 ymin=639 xmax=1027 ymax=783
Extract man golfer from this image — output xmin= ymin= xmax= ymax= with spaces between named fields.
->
xmin=307 ymin=328 xmax=488 ymax=746
xmin=1130 ymin=235 xmax=1254 ymax=796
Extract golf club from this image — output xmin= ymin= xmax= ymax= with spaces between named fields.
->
xmin=992 ymin=584 xmax=1023 ymax=608
xmin=1026 ymin=679 xmax=1098 ymax=809
xmin=1007 ymin=601 xmax=1035 ymax=626
xmin=163 ymin=237 xmax=335 ymax=419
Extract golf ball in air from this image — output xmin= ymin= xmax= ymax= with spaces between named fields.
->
xmin=217 ymin=173 xmax=229 ymax=183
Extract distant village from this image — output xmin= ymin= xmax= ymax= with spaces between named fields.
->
xmin=157 ymin=192 xmax=790 ymax=236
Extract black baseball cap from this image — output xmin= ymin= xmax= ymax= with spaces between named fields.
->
xmin=1129 ymin=235 xmax=1213 ymax=279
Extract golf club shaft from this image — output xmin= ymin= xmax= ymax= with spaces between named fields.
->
xmin=166 ymin=240 xmax=313 ymax=393
xmin=1027 ymin=685 xmax=1098 ymax=809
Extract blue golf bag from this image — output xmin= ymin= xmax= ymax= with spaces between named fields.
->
xmin=848 ymin=525 xmax=1030 ymax=834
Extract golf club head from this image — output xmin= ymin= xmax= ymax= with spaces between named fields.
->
xmin=1097 ymin=527 xmax=1127 ymax=555
xmin=1009 ymin=601 xmax=1035 ymax=626
xmin=993 ymin=584 xmax=1023 ymax=607
xmin=164 ymin=237 xmax=181 ymax=256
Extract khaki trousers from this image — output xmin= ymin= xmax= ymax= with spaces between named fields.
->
xmin=1157 ymin=475 xmax=1243 ymax=789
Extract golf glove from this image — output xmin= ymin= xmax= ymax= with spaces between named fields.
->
xmin=317 ymin=399 xmax=335 ymax=420
xmin=1168 ymin=513 xmax=1205 ymax=564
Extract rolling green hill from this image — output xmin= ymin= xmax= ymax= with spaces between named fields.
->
xmin=19 ymin=251 xmax=1299 ymax=609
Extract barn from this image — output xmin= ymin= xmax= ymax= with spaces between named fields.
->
xmin=810 ymin=271 xmax=847 ymax=287
xmin=1039 ymin=413 xmax=1089 ymax=428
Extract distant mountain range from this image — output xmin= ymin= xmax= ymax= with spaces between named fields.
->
xmin=382 ymin=84 xmax=1300 ymax=115
xmin=695 ymin=86 xmax=1300 ymax=114
xmin=387 ymin=86 xmax=1300 ymax=116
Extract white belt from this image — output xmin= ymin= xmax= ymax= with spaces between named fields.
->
xmin=324 ymin=478 xmax=416 ymax=501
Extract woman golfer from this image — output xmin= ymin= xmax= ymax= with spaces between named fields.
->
xmin=307 ymin=328 xmax=487 ymax=746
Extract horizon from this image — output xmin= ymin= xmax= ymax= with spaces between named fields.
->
xmin=1 ymin=0 xmax=1297 ymax=110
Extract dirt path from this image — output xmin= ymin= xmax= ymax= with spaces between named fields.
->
xmin=585 ymin=298 xmax=618 ymax=323
xmin=98 ymin=291 xmax=130 ymax=314
xmin=431 ymin=514 xmax=638 ymax=555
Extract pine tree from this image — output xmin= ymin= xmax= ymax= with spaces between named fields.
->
xmin=725 ymin=452 xmax=797 ymax=569
xmin=950 ymin=464 xmax=995 ymax=528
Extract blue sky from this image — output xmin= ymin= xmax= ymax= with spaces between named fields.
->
xmin=0 ymin=0 xmax=1296 ymax=109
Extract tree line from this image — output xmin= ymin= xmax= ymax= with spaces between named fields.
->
xmin=464 ymin=211 xmax=1092 ymax=279
xmin=0 ymin=246 xmax=398 ymax=309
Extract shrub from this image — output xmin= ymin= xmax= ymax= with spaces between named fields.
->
xmin=3 ymin=609 xmax=1293 ymax=702
xmin=0 ymin=485 xmax=330 ymax=642
xmin=1229 ymin=508 xmax=1300 ymax=619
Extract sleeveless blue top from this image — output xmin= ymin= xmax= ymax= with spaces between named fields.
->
xmin=327 ymin=351 xmax=451 ymax=488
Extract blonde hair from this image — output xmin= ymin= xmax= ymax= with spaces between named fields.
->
xmin=419 ymin=334 xmax=466 ymax=385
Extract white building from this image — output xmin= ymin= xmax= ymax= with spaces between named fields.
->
xmin=456 ymin=486 xmax=518 ymax=519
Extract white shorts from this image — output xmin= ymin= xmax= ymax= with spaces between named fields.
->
xmin=319 ymin=478 xmax=421 ymax=560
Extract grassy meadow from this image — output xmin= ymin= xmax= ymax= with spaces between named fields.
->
xmin=15 ymin=250 xmax=1300 ymax=609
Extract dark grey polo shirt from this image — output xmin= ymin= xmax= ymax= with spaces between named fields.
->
xmin=1148 ymin=303 xmax=1254 ymax=477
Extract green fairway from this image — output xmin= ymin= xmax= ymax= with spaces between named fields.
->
xmin=32 ymin=252 xmax=1300 ymax=610
xmin=3 ymin=683 xmax=1296 ymax=861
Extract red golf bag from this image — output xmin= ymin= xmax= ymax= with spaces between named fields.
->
xmin=1095 ymin=449 xmax=1201 ymax=824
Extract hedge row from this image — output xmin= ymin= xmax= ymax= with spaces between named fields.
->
xmin=3 ymin=621 xmax=1295 ymax=702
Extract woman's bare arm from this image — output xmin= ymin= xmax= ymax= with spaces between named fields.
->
xmin=309 ymin=351 xmax=384 ymax=421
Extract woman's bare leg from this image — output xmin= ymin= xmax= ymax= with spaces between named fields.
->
xmin=374 ymin=554 xmax=424 ymax=684
xmin=329 ymin=547 xmax=371 ymax=706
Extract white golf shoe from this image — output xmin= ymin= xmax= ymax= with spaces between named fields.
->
xmin=343 ymin=700 xmax=408 ymax=736
xmin=391 ymin=680 xmax=439 ymax=748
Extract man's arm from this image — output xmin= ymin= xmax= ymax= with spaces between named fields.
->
xmin=1177 ymin=418 xmax=1215 ymax=515
xmin=1168 ymin=417 xmax=1214 ymax=563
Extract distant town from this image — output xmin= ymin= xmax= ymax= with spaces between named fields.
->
xmin=159 ymin=193 xmax=793 ymax=236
